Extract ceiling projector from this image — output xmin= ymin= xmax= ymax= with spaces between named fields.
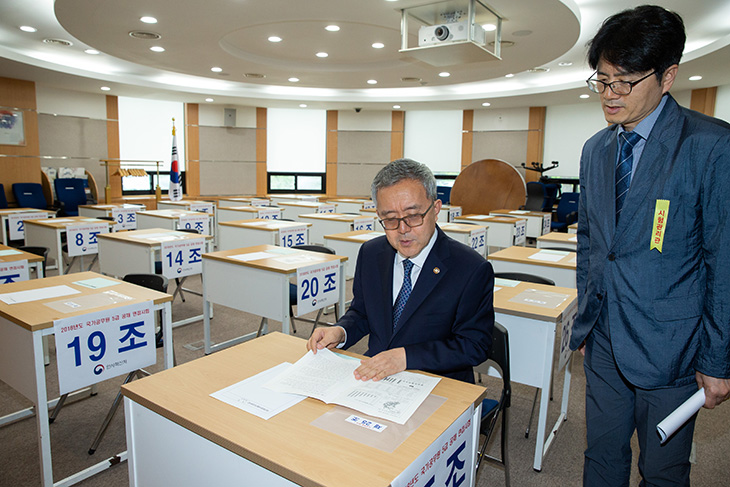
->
xmin=418 ymin=20 xmax=485 ymax=47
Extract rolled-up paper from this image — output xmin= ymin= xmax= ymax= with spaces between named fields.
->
xmin=656 ymin=388 xmax=705 ymax=444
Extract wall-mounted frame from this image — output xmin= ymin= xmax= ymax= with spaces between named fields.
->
xmin=0 ymin=109 xmax=26 ymax=146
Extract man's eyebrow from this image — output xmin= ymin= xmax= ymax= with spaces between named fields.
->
xmin=380 ymin=204 xmax=421 ymax=216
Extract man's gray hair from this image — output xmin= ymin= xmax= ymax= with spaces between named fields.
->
xmin=370 ymin=158 xmax=438 ymax=207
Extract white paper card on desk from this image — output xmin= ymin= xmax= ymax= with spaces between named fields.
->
xmin=657 ymin=388 xmax=706 ymax=444
xmin=0 ymin=249 xmax=23 ymax=256
xmin=528 ymin=249 xmax=570 ymax=262
xmin=210 ymin=362 xmax=306 ymax=420
xmin=508 ymin=288 xmax=569 ymax=309
xmin=73 ymin=277 xmax=120 ymax=289
xmin=494 ymin=278 xmax=520 ymax=288
xmin=264 ymin=349 xmax=440 ymax=425
xmin=229 ymin=251 xmax=277 ymax=262
xmin=0 ymin=284 xmax=81 ymax=305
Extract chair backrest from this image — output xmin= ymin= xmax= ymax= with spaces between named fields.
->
xmin=293 ymin=244 xmax=336 ymax=255
xmin=54 ymin=178 xmax=87 ymax=215
xmin=494 ymin=272 xmax=555 ymax=286
xmin=475 ymin=322 xmax=511 ymax=407
xmin=0 ymin=184 xmax=8 ymax=209
xmin=12 ymin=183 xmax=47 ymax=209
xmin=18 ymin=246 xmax=49 ymax=273
xmin=176 ymin=228 xmax=200 ymax=234
xmin=123 ymin=274 xmax=169 ymax=293
xmin=555 ymin=192 xmax=579 ymax=222
xmin=523 ymin=182 xmax=545 ymax=211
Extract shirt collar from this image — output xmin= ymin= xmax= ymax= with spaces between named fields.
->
xmin=395 ymin=226 xmax=438 ymax=270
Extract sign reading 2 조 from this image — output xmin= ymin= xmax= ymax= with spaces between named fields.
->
xmin=8 ymin=212 xmax=48 ymax=241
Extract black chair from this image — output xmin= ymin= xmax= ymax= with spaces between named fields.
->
xmin=18 ymin=246 xmax=49 ymax=276
xmin=475 ymin=322 xmax=511 ymax=486
xmin=87 ymin=273 xmax=170 ymax=455
xmin=494 ymin=272 xmax=554 ymax=440
xmin=256 ymin=244 xmax=338 ymax=337
xmin=522 ymin=182 xmax=545 ymax=211
xmin=0 ymin=183 xmax=8 ymax=209
xmin=54 ymin=178 xmax=87 ymax=216
xmin=550 ymin=192 xmax=579 ymax=232
xmin=12 ymin=183 xmax=49 ymax=210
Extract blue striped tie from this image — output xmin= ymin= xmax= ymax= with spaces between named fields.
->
xmin=616 ymin=131 xmax=641 ymax=224
xmin=393 ymin=259 xmax=413 ymax=329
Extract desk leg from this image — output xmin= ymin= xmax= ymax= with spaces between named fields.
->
xmin=32 ymin=332 xmax=54 ymax=487
xmin=56 ymin=230 xmax=65 ymax=276
xmin=281 ymin=277 xmax=291 ymax=335
xmin=337 ymin=262 xmax=346 ymax=321
xmin=532 ymin=325 xmax=556 ymax=472
xmin=161 ymin=302 xmax=173 ymax=369
xmin=203 ymin=281 xmax=212 ymax=355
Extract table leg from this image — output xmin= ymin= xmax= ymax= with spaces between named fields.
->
xmin=532 ymin=325 xmax=556 ymax=471
xmin=161 ymin=302 xmax=173 ymax=369
xmin=281 ymin=276 xmax=291 ymax=335
xmin=32 ymin=331 xmax=54 ymax=487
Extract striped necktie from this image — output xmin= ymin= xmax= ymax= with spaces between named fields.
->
xmin=393 ymin=259 xmax=413 ymax=329
xmin=616 ymin=131 xmax=642 ymax=223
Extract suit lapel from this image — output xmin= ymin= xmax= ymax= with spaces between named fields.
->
xmin=595 ymin=127 xmax=619 ymax=239
xmin=376 ymin=242 xmax=396 ymax=333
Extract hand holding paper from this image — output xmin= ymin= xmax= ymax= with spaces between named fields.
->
xmin=656 ymin=388 xmax=705 ymax=444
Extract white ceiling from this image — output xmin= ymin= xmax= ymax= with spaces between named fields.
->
xmin=2 ymin=0 xmax=730 ymax=111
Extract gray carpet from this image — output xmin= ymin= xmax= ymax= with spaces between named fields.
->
xmin=1 ymin=261 xmax=729 ymax=486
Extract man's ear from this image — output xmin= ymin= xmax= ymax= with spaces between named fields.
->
xmin=661 ymin=64 xmax=678 ymax=94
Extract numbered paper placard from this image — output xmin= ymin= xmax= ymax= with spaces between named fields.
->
xmin=448 ymin=206 xmax=462 ymax=222
xmin=279 ymin=225 xmax=308 ymax=248
xmin=542 ymin=214 xmax=552 ymax=236
xmin=0 ymin=260 xmax=29 ymax=284
xmin=178 ymin=212 xmax=209 ymax=234
xmin=469 ymin=227 xmax=487 ymax=257
xmin=353 ymin=217 xmax=375 ymax=232
xmin=66 ymin=222 xmax=109 ymax=257
xmin=8 ymin=212 xmax=48 ymax=241
xmin=190 ymin=202 xmax=214 ymax=214
xmin=316 ymin=204 xmax=336 ymax=214
xmin=111 ymin=207 xmax=137 ymax=231
xmin=161 ymin=237 xmax=205 ymax=278
xmin=362 ymin=201 xmax=376 ymax=210
xmin=54 ymin=301 xmax=155 ymax=395
xmin=296 ymin=260 xmax=340 ymax=316
xmin=257 ymin=208 xmax=280 ymax=220
xmin=250 ymin=199 xmax=269 ymax=207
xmin=513 ymin=220 xmax=527 ymax=246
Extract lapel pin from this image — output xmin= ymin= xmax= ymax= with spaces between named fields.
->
xmin=433 ymin=267 xmax=440 ymax=274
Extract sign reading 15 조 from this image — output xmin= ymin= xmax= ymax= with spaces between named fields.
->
xmin=280 ymin=225 xmax=307 ymax=248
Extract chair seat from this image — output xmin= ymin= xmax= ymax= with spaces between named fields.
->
xmin=481 ymin=398 xmax=499 ymax=418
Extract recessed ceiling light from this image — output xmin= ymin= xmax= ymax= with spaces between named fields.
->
xmin=439 ymin=72 xmax=450 ymax=77
xmin=43 ymin=38 xmax=73 ymax=47
xmin=129 ymin=30 xmax=161 ymax=40
xmin=482 ymin=102 xmax=491 ymax=107
xmin=372 ymin=42 xmax=385 ymax=49
xmin=481 ymin=24 xmax=497 ymax=32
xmin=288 ymin=77 xmax=300 ymax=82
xmin=558 ymin=61 xmax=573 ymax=67
xmin=211 ymin=67 xmax=223 ymax=72
xmin=150 ymin=46 xmax=165 ymax=52
xmin=244 ymin=73 xmax=265 ymax=79
xmin=505 ymin=73 xmax=515 ymax=78
xmin=580 ymin=94 xmax=590 ymax=99
xmin=393 ymin=105 xmax=401 ymax=109
xmin=140 ymin=16 xmax=158 ymax=24
xmin=85 ymin=49 xmax=100 ymax=55
xmin=205 ymin=98 xmax=214 ymax=102
xmin=325 ymin=25 xmax=340 ymax=32
xmin=367 ymin=79 xmax=378 ymax=85
xmin=19 ymin=26 xmax=37 ymax=33
xmin=689 ymin=75 xmax=703 ymax=81
xmin=268 ymin=36 xmax=282 ymax=43
xmin=299 ymin=104 xmax=308 ymax=108
xmin=100 ymin=86 xmax=111 ymax=91
xmin=316 ymin=52 xmax=328 ymax=58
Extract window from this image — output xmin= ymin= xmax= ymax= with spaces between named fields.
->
xmin=122 ymin=171 xmax=185 ymax=195
xmin=267 ymin=172 xmax=326 ymax=193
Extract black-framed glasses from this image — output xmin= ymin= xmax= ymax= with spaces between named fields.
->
xmin=378 ymin=201 xmax=434 ymax=230
xmin=586 ymin=71 xmax=656 ymax=95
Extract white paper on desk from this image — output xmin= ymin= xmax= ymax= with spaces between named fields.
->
xmin=265 ymin=349 xmax=440 ymax=425
xmin=494 ymin=277 xmax=520 ymax=288
xmin=210 ymin=362 xmax=306 ymax=420
xmin=349 ymin=233 xmax=384 ymax=241
xmin=528 ymin=249 xmax=570 ymax=262
xmin=126 ymin=232 xmax=173 ymax=240
xmin=0 ymin=284 xmax=81 ymax=305
xmin=657 ymin=388 xmax=705 ymax=443
xmin=51 ymin=219 xmax=74 ymax=223
xmin=0 ymin=249 xmax=22 ymax=256
xmin=509 ymin=210 xmax=530 ymax=214
xmin=229 ymin=251 xmax=277 ymax=262
xmin=274 ymin=254 xmax=321 ymax=264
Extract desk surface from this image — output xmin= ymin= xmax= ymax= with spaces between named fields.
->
xmin=218 ymin=205 xmax=265 ymax=212
xmin=97 ymin=227 xmax=214 ymax=247
xmin=0 ymin=271 xmax=172 ymax=332
xmin=299 ymin=213 xmax=373 ymax=222
xmin=323 ymin=229 xmax=384 ymax=242
xmin=137 ymin=209 xmax=202 ymax=219
xmin=0 ymin=208 xmax=54 ymax=216
xmin=79 ymin=204 xmax=144 ymax=210
xmin=494 ymin=280 xmax=577 ymax=323
xmin=278 ymin=201 xmax=333 ymax=208
xmin=122 ymin=332 xmax=486 ymax=487
xmin=0 ymin=244 xmax=44 ymax=264
xmin=24 ymin=216 xmax=112 ymax=229
xmin=457 ymin=214 xmax=526 ymax=224
xmin=203 ymin=244 xmax=347 ymax=274
xmin=439 ymin=222 xmax=483 ymax=234
xmin=488 ymin=246 xmax=576 ymax=269
xmin=490 ymin=209 xmax=551 ymax=218
xmin=219 ymin=219 xmax=311 ymax=231
xmin=537 ymin=232 xmax=578 ymax=244
xmin=158 ymin=199 xmax=213 ymax=206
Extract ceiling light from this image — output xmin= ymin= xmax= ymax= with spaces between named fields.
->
xmin=316 ymin=52 xmax=328 ymax=58
xmin=527 ymin=67 xmax=550 ymax=73
xmin=505 ymin=73 xmax=514 ymax=78
xmin=689 ymin=75 xmax=702 ymax=81
xmin=439 ymin=72 xmax=450 ymax=77
xmin=244 ymin=73 xmax=265 ymax=79
xmin=129 ymin=30 xmax=161 ymax=40
xmin=140 ymin=16 xmax=158 ymax=24
xmin=205 ymin=98 xmax=214 ymax=102
xmin=580 ymin=94 xmax=590 ymax=99
xmin=299 ymin=104 xmax=308 ymax=108
xmin=211 ymin=67 xmax=223 ymax=72
xmin=268 ymin=36 xmax=282 ymax=43
xmin=43 ymin=38 xmax=73 ymax=46
xmin=100 ymin=86 xmax=111 ymax=91
xmin=367 ymin=79 xmax=378 ymax=85
xmin=481 ymin=102 xmax=491 ymax=107
xmin=393 ymin=105 xmax=401 ymax=109
xmin=19 ymin=26 xmax=37 ymax=33
xmin=372 ymin=42 xmax=385 ymax=49
xmin=558 ymin=61 xmax=573 ymax=67
xmin=481 ymin=24 xmax=497 ymax=32
xmin=288 ymin=77 xmax=300 ymax=82
xmin=150 ymin=46 xmax=165 ymax=52
xmin=84 ymin=49 xmax=100 ymax=55
xmin=325 ymin=25 xmax=340 ymax=32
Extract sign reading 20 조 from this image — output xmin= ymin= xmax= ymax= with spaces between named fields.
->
xmin=296 ymin=261 xmax=340 ymax=316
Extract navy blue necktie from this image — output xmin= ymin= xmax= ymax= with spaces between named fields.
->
xmin=393 ymin=259 xmax=413 ymax=329
xmin=616 ymin=131 xmax=641 ymax=223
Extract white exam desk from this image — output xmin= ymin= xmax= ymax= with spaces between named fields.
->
xmin=438 ymin=223 xmax=488 ymax=258
xmin=453 ymin=214 xmax=527 ymax=252
xmin=489 ymin=209 xmax=552 ymax=239
xmin=0 ymin=208 xmax=55 ymax=245
xmin=217 ymin=205 xmax=283 ymax=225
xmin=201 ymin=245 xmax=347 ymax=354
xmin=0 ymin=244 xmax=45 ymax=278
xmin=136 ymin=209 xmax=214 ymax=237
xmin=78 ymin=203 xmax=145 ymax=219
xmin=268 ymin=194 xmax=319 ymax=205
xmin=0 ymin=272 xmax=173 ymax=487
xmin=298 ymin=213 xmax=377 ymax=244
xmin=218 ymin=219 xmax=312 ymax=251
xmin=217 ymin=196 xmax=270 ymax=207
xmin=537 ymin=231 xmax=578 ymax=252
xmin=493 ymin=279 xmax=577 ymax=471
xmin=155 ymin=200 xmax=217 ymax=239
xmin=122 ymin=332 xmax=486 ymax=487
xmin=488 ymin=246 xmax=577 ymax=288
xmin=322 ymin=197 xmax=374 ymax=214
xmin=323 ymin=230 xmax=385 ymax=279
xmin=278 ymin=201 xmax=338 ymax=219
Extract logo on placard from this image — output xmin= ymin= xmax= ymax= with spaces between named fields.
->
xmin=177 ymin=267 xmax=182 ymax=274
xmin=82 ymin=246 xmax=88 ymax=252
xmin=311 ymin=298 xmax=317 ymax=306
xmin=93 ymin=364 xmax=105 ymax=375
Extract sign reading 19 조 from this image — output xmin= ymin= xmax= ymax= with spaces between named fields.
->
xmin=296 ymin=260 xmax=340 ymax=316
xmin=54 ymin=301 xmax=155 ymax=395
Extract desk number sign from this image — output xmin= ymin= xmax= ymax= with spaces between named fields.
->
xmin=8 ymin=212 xmax=48 ymax=241
xmin=280 ymin=225 xmax=308 ymax=248
xmin=514 ymin=220 xmax=527 ymax=246
xmin=353 ymin=217 xmax=375 ymax=232
xmin=448 ymin=206 xmax=462 ymax=222
xmin=178 ymin=213 xmax=209 ymax=234
xmin=257 ymin=208 xmax=280 ymax=220
xmin=161 ymin=238 xmax=204 ymax=278
xmin=362 ymin=201 xmax=376 ymax=210
xmin=250 ymin=199 xmax=270 ymax=207
xmin=190 ymin=202 xmax=214 ymax=214
xmin=296 ymin=260 xmax=340 ymax=316
xmin=111 ymin=207 xmax=137 ymax=231
xmin=0 ymin=260 xmax=29 ymax=283
xmin=542 ymin=214 xmax=552 ymax=236
xmin=66 ymin=222 xmax=109 ymax=257
xmin=54 ymin=301 xmax=155 ymax=395
xmin=469 ymin=227 xmax=487 ymax=257
xmin=316 ymin=204 xmax=336 ymax=214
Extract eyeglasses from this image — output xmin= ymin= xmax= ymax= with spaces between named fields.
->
xmin=378 ymin=201 xmax=434 ymax=230
xmin=586 ymin=71 xmax=656 ymax=95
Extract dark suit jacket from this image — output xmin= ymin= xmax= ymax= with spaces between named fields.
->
xmin=339 ymin=226 xmax=494 ymax=383
xmin=570 ymin=94 xmax=730 ymax=388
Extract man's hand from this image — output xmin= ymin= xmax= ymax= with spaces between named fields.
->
xmin=307 ymin=326 xmax=345 ymax=354
xmin=353 ymin=348 xmax=406 ymax=381
xmin=696 ymin=372 xmax=730 ymax=409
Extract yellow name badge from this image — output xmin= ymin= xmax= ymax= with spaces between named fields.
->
xmin=650 ymin=199 xmax=670 ymax=252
